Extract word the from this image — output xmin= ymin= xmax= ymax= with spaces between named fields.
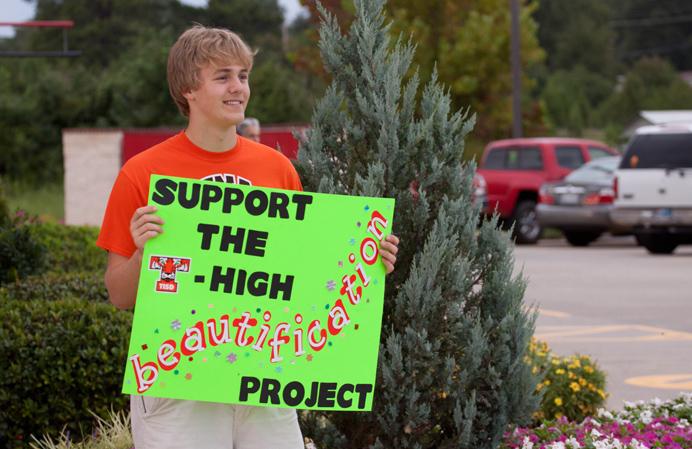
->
xmin=197 ymin=224 xmax=268 ymax=256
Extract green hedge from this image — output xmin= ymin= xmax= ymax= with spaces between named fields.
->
xmin=0 ymin=298 xmax=132 ymax=448
xmin=1 ymin=271 xmax=108 ymax=302
xmin=0 ymin=222 xmax=46 ymax=285
xmin=29 ymin=223 xmax=106 ymax=274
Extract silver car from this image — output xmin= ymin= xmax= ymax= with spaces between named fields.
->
xmin=537 ymin=156 xmax=630 ymax=246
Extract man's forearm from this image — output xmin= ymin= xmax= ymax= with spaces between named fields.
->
xmin=105 ymin=250 xmax=144 ymax=309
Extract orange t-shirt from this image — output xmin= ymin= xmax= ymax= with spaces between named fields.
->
xmin=96 ymin=132 xmax=303 ymax=257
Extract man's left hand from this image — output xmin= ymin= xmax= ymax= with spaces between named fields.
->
xmin=380 ymin=234 xmax=400 ymax=274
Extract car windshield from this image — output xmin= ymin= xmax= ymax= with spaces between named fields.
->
xmin=620 ymin=133 xmax=692 ymax=169
xmin=565 ymin=156 xmax=620 ymax=183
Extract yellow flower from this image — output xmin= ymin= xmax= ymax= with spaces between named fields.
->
xmin=556 ymin=369 xmax=565 ymax=375
xmin=598 ymin=390 xmax=606 ymax=398
xmin=555 ymin=412 xmax=563 ymax=419
xmin=536 ymin=383 xmax=544 ymax=391
xmin=544 ymin=379 xmax=551 ymax=386
xmin=568 ymin=372 xmax=576 ymax=379
xmin=551 ymin=359 xmax=560 ymax=366
xmin=584 ymin=366 xmax=594 ymax=374
xmin=532 ymin=366 xmax=539 ymax=374
xmin=554 ymin=397 xmax=563 ymax=406
xmin=570 ymin=382 xmax=581 ymax=392
xmin=579 ymin=378 xmax=587 ymax=386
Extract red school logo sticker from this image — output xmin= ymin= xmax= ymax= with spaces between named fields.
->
xmin=149 ymin=256 xmax=191 ymax=293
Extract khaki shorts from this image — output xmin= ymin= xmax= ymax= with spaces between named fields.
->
xmin=130 ymin=395 xmax=304 ymax=449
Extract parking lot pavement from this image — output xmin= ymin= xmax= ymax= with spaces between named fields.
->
xmin=513 ymin=235 xmax=692 ymax=409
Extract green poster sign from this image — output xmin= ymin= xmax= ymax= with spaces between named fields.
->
xmin=122 ymin=175 xmax=395 ymax=411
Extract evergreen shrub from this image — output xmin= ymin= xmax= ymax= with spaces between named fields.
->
xmin=1 ymin=271 xmax=108 ymax=302
xmin=0 ymin=298 xmax=131 ymax=448
xmin=527 ymin=339 xmax=607 ymax=422
xmin=29 ymin=223 xmax=105 ymax=273
xmin=295 ymin=1 xmax=539 ymax=447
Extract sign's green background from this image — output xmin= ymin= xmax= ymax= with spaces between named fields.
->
xmin=122 ymin=175 xmax=395 ymax=411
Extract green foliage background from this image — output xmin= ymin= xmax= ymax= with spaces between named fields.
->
xmin=0 ymin=0 xmax=318 ymax=185
xmin=3 ymin=0 xmax=692 ymax=183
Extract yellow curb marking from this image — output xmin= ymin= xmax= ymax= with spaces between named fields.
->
xmin=535 ymin=325 xmax=692 ymax=342
xmin=625 ymin=374 xmax=692 ymax=391
xmin=538 ymin=308 xmax=570 ymax=318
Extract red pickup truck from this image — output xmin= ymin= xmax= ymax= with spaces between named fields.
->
xmin=476 ymin=138 xmax=618 ymax=243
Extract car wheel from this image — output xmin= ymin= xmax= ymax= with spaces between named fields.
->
xmin=563 ymin=231 xmax=602 ymax=247
xmin=634 ymin=234 xmax=644 ymax=246
xmin=513 ymin=200 xmax=542 ymax=244
xmin=637 ymin=234 xmax=679 ymax=254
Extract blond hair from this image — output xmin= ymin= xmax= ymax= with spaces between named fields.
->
xmin=167 ymin=25 xmax=255 ymax=117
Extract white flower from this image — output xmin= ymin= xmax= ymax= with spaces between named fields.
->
xmin=591 ymin=428 xmax=602 ymax=438
xmin=639 ymin=410 xmax=653 ymax=424
xmin=597 ymin=409 xmax=614 ymax=420
xmin=566 ymin=436 xmax=581 ymax=448
xmin=547 ymin=442 xmax=565 ymax=449
xmin=593 ymin=440 xmax=610 ymax=449
xmin=521 ymin=436 xmax=534 ymax=449
xmin=629 ymin=438 xmax=650 ymax=449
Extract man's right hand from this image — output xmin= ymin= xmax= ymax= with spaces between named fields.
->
xmin=130 ymin=205 xmax=164 ymax=249
xmin=105 ymin=206 xmax=165 ymax=309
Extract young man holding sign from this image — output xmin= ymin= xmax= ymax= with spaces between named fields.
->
xmin=97 ymin=25 xmax=399 ymax=449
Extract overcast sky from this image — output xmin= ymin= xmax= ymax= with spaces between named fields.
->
xmin=0 ymin=0 xmax=308 ymax=38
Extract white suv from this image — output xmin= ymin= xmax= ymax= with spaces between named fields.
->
xmin=611 ymin=123 xmax=692 ymax=254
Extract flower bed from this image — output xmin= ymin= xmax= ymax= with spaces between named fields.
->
xmin=502 ymin=393 xmax=692 ymax=449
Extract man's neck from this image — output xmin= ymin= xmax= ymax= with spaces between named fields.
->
xmin=184 ymin=118 xmax=238 ymax=153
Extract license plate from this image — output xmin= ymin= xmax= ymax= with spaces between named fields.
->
xmin=560 ymin=193 xmax=579 ymax=205
xmin=655 ymin=208 xmax=672 ymax=218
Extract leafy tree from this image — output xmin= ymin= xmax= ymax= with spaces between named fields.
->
xmin=294 ymin=0 xmax=545 ymax=141
xmin=541 ymin=67 xmax=614 ymax=135
xmin=296 ymin=1 xmax=538 ymax=448
xmin=205 ymin=0 xmax=284 ymax=56
xmin=533 ymin=0 xmax=617 ymax=76
xmin=245 ymin=56 xmax=315 ymax=123
xmin=613 ymin=0 xmax=692 ymax=70
xmin=0 ymin=58 xmax=102 ymax=183
xmin=386 ymin=0 xmax=546 ymax=140
xmin=100 ymin=29 xmax=184 ymax=128
xmin=597 ymin=57 xmax=692 ymax=128
xmin=0 ymin=0 xmax=325 ymax=184
xmin=15 ymin=0 xmax=202 ymax=67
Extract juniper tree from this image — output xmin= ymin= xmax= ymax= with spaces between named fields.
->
xmin=295 ymin=1 xmax=539 ymax=448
